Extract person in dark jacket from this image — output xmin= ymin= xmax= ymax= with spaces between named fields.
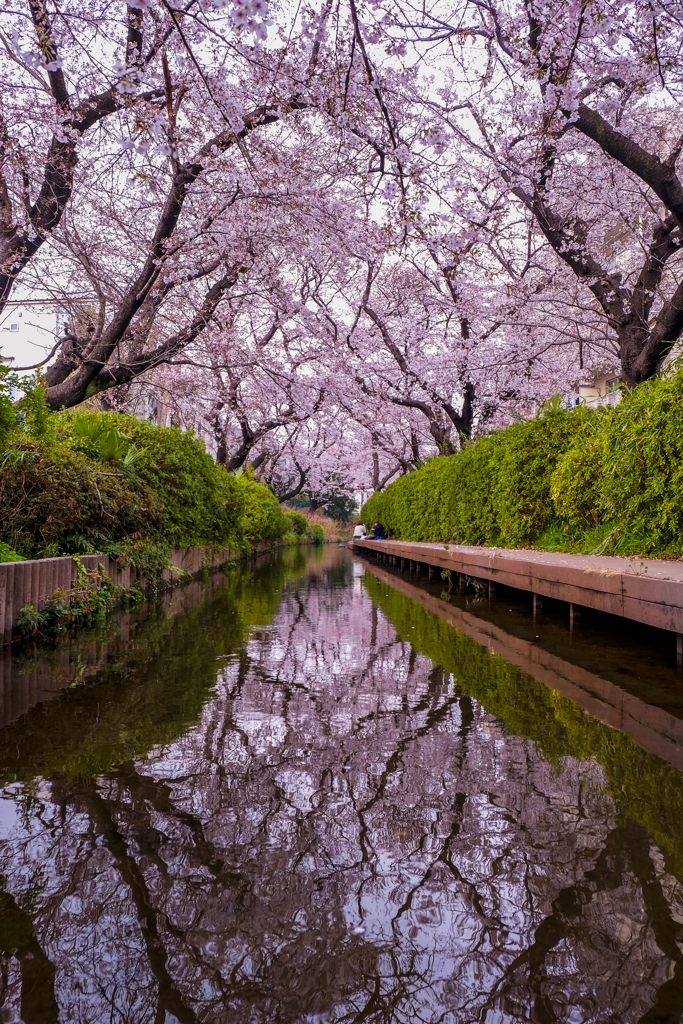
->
xmin=372 ymin=521 xmax=387 ymax=539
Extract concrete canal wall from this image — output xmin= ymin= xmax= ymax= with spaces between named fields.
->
xmin=0 ymin=540 xmax=286 ymax=646
xmin=353 ymin=539 xmax=683 ymax=642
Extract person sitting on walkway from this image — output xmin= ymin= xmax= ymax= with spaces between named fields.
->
xmin=371 ymin=521 xmax=388 ymax=539
xmin=353 ymin=521 xmax=367 ymax=540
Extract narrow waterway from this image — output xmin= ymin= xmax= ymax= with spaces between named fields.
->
xmin=1 ymin=546 xmax=682 ymax=1023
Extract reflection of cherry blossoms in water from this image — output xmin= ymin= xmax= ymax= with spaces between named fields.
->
xmin=1 ymin=547 xmax=682 ymax=1023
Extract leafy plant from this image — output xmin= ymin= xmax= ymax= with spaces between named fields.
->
xmin=71 ymin=414 xmax=145 ymax=472
xmin=16 ymin=557 xmax=129 ymax=639
xmin=16 ymin=374 xmax=53 ymax=441
xmin=1 ymin=446 xmax=34 ymax=469
xmin=237 ymin=473 xmax=289 ymax=543
xmin=362 ymin=368 xmax=683 ymax=559
xmin=0 ymin=365 xmax=18 ymax=448
xmin=284 ymin=509 xmax=308 ymax=535
xmin=16 ymin=604 xmax=45 ymax=635
xmin=310 ymin=523 xmax=325 ymax=545
xmin=0 ymin=541 xmax=24 ymax=562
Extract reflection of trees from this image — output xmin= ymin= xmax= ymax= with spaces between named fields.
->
xmin=0 ymin=883 xmax=59 ymax=1023
xmin=0 ymin=552 xmax=302 ymax=784
xmin=0 ymin=549 xmax=682 ymax=1022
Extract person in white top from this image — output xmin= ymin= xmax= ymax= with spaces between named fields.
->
xmin=353 ymin=522 xmax=367 ymax=540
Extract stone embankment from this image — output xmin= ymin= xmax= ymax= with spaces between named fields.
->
xmin=353 ymin=539 xmax=683 ymax=650
xmin=0 ymin=541 xmax=279 ymax=645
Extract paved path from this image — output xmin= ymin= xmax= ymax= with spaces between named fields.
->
xmin=352 ymin=539 xmax=683 ymax=636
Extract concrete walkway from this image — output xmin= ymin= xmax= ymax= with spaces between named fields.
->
xmin=352 ymin=539 xmax=683 ymax=637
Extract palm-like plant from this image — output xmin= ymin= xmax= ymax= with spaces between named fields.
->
xmin=71 ymin=415 xmax=145 ymax=475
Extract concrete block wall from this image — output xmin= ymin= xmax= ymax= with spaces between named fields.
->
xmin=0 ymin=544 xmax=238 ymax=646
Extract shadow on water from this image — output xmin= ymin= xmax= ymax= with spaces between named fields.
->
xmin=0 ymin=545 xmax=682 ymax=1023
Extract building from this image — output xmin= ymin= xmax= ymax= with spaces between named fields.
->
xmin=0 ymin=298 xmax=68 ymax=372
xmin=578 ymin=372 xmax=622 ymax=408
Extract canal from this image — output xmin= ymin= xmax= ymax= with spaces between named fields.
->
xmin=0 ymin=545 xmax=682 ymax=1023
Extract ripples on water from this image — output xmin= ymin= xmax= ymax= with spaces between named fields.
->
xmin=0 ymin=546 xmax=682 ymax=1023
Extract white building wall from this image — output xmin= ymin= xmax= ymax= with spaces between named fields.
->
xmin=0 ymin=299 xmax=62 ymax=374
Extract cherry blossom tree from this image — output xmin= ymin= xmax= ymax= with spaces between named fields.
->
xmin=2 ymin=0 xmax=431 ymax=410
xmin=0 ymin=0 xmax=172 ymax=311
xmin=377 ymin=0 xmax=683 ymax=386
xmin=7 ymin=0 xmax=665 ymax=496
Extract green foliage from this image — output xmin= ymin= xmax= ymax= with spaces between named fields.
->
xmin=237 ymin=473 xmax=290 ymax=542
xmin=70 ymin=413 xmax=145 ymax=473
xmin=488 ymin=409 xmax=590 ymax=545
xmin=0 ymin=540 xmax=23 ymax=562
xmin=321 ymin=492 xmax=357 ymax=522
xmin=0 ymin=410 xmax=252 ymax=557
xmin=105 ymin=536 xmax=173 ymax=594
xmin=17 ymin=557 xmax=128 ymax=638
xmin=57 ymin=411 xmax=244 ymax=548
xmin=0 ymin=368 xmax=55 ymax=452
xmin=596 ymin=368 xmax=683 ymax=549
xmin=284 ymin=508 xmax=308 ymax=535
xmin=0 ymin=403 xmax=317 ymax=566
xmin=0 ymin=434 xmax=159 ymax=557
xmin=0 ymin=438 xmax=158 ymax=558
xmin=310 ymin=523 xmax=325 ymax=545
xmin=361 ymin=410 xmax=582 ymax=546
xmin=550 ymin=428 xmax=604 ymax=528
xmin=363 ymin=366 xmax=683 ymax=558
xmin=17 ymin=373 xmax=53 ymax=440
xmin=16 ymin=604 xmax=44 ymax=634
xmin=0 ymin=365 xmax=17 ymax=448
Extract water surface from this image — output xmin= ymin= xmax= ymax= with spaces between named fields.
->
xmin=1 ymin=547 xmax=682 ymax=1023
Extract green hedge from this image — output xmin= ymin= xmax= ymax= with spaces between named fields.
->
xmin=0 ymin=407 xmax=289 ymax=558
xmin=284 ymin=509 xmax=309 ymax=536
xmin=236 ymin=473 xmax=290 ymax=543
xmin=362 ymin=364 xmax=683 ymax=558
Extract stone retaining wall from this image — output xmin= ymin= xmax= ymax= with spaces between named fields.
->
xmin=0 ymin=541 xmax=278 ymax=646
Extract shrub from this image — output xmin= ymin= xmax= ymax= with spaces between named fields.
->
xmin=362 ymin=407 xmax=593 ymax=546
xmin=598 ymin=369 xmax=683 ymax=549
xmin=0 ymin=439 xmax=160 ymax=558
xmin=0 ymin=366 xmax=17 ymax=449
xmin=362 ymin=367 xmax=683 ymax=557
xmin=309 ymin=523 xmax=325 ymax=545
xmin=237 ymin=473 xmax=290 ymax=542
xmin=56 ymin=411 xmax=244 ymax=547
xmin=285 ymin=509 xmax=308 ymax=535
xmin=0 ymin=410 xmax=293 ymax=558
xmin=551 ymin=431 xmax=604 ymax=528
xmin=489 ymin=408 xmax=594 ymax=546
